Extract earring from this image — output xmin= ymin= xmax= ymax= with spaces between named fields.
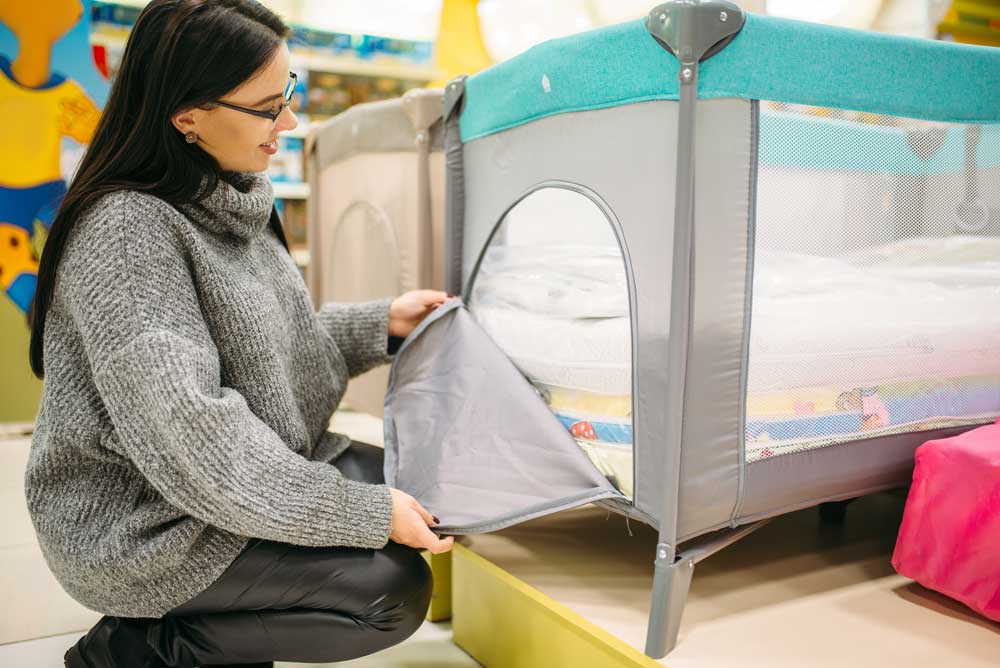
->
xmin=185 ymin=131 xmax=198 ymax=144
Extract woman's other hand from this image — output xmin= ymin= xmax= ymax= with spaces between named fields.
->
xmin=388 ymin=290 xmax=451 ymax=339
xmin=388 ymin=487 xmax=454 ymax=554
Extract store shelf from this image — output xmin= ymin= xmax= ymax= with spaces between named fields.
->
xmin=89 ymin=32 xmax=133 ymax=51
xmin=90 ymin=40 xmax=438 ymax=83
xmin=101 ymin=0 xmax=148 ymax=8
xmin=91 ymin=29 xmax=438 ymax=82
xmin=283 ymin=123 xmax=316 ymax=140
xmin=289 ymin=51 xmax=438 ymax=82
xmin=937 ymin=0 xmax=1000 ymax=45
xmin=289 ymin=248 xmax=310 ymax=268
xmin=937 ymin=20 xmax=1000 ymax=44
xmin=272 ymin=182 xmax=310 ymax=200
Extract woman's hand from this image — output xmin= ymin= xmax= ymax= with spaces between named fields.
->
xmin=388 ymin=487 xmax=454 ymax=554
xmin=388 ymin=290 xmax=451 ymax=339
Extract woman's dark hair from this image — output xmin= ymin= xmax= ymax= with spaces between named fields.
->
xmin=29 ymin=0 xmax=291 ymax=378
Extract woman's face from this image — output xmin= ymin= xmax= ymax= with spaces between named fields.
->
xmin=173 ymin=42 xmax=298 ymax=173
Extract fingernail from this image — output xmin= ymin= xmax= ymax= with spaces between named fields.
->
xmin=432 ymin=515 xmax=441 ymax=524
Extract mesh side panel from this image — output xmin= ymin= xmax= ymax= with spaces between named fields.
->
xmin=747 ymin=102 xmax=1000 ymax=463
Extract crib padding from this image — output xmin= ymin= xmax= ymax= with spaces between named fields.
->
xmin=732 ymin=426 xmax=974 ymax=531
xmin=460 ymin=13 xmax=1000 ymax=143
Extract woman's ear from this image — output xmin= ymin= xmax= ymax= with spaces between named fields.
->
xmin=170 ymin=108 xmax=198 ymax=136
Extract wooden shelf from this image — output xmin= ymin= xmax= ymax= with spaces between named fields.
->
xmin=283 ymin=123 xmax=316 ymax=140
xmin=289 ymin=51 xmax=438 ymax=82
xmin=99 ymin=0 xmax=148 ymax=7
xmin=272 ymin=182 xmax=310 ymax=200
xmin=91 ymin=16 xmax=438 ymax=83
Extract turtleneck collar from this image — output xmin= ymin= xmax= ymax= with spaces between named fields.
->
xmin=180 ymin=171 xmax=274 ymax=240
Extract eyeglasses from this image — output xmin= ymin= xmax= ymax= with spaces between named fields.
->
xmin=213 ymin=71 xmax=297 ymax=122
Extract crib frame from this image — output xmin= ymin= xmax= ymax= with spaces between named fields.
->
xmin=424 ymin=0 xmax=1000 ymax=657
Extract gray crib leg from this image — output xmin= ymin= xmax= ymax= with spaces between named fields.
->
xmin=644 ymin=549 xmax=695 ymax=658
xmin=644 ymin=520 xmax=769 ymax=658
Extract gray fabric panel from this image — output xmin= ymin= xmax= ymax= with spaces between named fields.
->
xmin=311 ymin=91 xmax=444 ymax=171
xmin=416 ymin=130 xmax=434 ymax=289
xmin=460 ymin=100 xmax=750 ymax=537
xmin=597 ymin=496 xmax=660 ymax=529
xmin=674 ymin=99 xmax=754 ymax=538
xmin=734 ymin=425 xmax=978 ymax=523
xmin=461 ymin=102 xmax=677 ymax=527
xmin=383 ymin=300 xmax=622 ymax=534
xmin=731 ymin=100 xmax=759 ymax=525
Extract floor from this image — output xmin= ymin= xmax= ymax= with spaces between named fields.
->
xmin=461 ymin=494 xmax=1000 ymax=667
xmin=0 ymin=411 xmax=479 ymax=668
xmin=3 ymin=412 xmax=999 ymax=667
xmin=0 ymin=622 xmax=478 ymax=668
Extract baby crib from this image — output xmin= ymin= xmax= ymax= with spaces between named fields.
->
xmin=306 ymin=88 xmax=445 ymax=416
xmin=379 ymin=1 xmax=1000 ymax=657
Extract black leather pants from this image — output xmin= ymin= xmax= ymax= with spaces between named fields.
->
xmin=67 ymin=442 xmax=432 ymax=668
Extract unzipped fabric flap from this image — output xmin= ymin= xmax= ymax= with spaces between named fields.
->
xmin=383 ymin=299 xmax=624 ymax=534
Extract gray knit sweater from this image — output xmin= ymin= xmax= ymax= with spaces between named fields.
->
xmin=25 ymin=171 xmax=395 ymax=618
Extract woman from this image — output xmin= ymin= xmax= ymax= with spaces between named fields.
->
xmin=24 ymin=1 xmax=453 ymax=666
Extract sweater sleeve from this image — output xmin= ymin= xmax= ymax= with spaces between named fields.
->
xmin=60 ymin=192 xmax=393 ymax=548
xmin=92 ymin=331 xmax=392 ymax=547
xmin=316 ymin=299 xmax=395 ymax=378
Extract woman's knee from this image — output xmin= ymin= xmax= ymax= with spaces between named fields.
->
xmin=360 ymin=542 xmax=433 ymax=634
xmin=295 ymin=549 xmax=431 ymax=663
xmin=381 ymin=542 xmax=433 ymax=609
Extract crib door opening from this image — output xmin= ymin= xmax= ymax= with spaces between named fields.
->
xmin=383 ymin=299 xmax=625 ymax=534
xmin=468 ymin=186 xmax=636 ymax=500
xmin=382 ymin=186 xmax=636 ymax=533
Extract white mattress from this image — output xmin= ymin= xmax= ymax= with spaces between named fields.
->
xmin=471 ymin=246 xmax=630 ymax=396
xmin=749 ymin=239 xmax=1000 ymax=391
xmin=471 ymin=237 xmax=1000 ymax=498
xmin=473 ymin=307 xmax=632 ymax=396
xmin=471 ymin=238 xmax=1000 ymax=396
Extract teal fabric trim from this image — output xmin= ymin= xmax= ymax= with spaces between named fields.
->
xmin=461 ymin=20 xmax=676 ymax=142
xmin=980 ymin=124 xmax=1000 ymax=168
xmin=760 ymin=112 xmax=1000 ymax=173
xmin=460 ymin=13 xmax=1000 ymax=143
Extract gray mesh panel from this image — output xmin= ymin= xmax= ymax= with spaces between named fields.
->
xmin=747 ymin=103 xmax=1000 ymax=464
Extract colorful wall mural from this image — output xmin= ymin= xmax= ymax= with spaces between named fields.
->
xmin=1 ymin=0 xmax=108 ymax=423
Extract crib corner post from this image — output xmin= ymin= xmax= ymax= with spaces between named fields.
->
xmin=645 ymin=0 xmax=746 ymax=76
xmin=442 ymin=75 xmax=469 ymax=298
xmin=642 ymin=1 xmax=747 ymax=659
xmin=644 ymin=544 xmax=695 ymax=658
xmin=442 ymin=75 xmax=468 ymax=123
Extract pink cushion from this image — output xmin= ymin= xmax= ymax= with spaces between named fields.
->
xmin=892 ymin=419 xmax=1000 ymax=622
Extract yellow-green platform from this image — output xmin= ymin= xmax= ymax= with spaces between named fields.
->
xmin=423 ymin=551 xmax=453 ymax=622
xmin=452 ymin=541 xmax=659 ymax=668
xmin=440 ymin=499 xmax=999 ymax=667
